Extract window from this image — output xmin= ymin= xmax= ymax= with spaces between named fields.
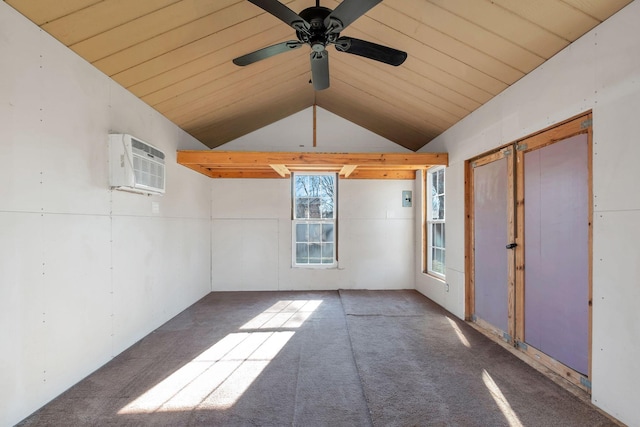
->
xmin=292 ymin=173 xmax=337 ymax=267
xmin=426 ymin=167 xmax=445 ymax=278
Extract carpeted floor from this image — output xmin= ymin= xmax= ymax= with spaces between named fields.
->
xmin=18 ymin=290 xmax=617 ymax=426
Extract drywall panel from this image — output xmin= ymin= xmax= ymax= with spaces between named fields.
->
xmin=211 ymin=219 xmax=279 ymax=291
xmin=340 ymin=180 xmax=415 ymax=220
xmin=592 ymin=91 xmax=640 ymax=212
xmin=442 ymin=161 xmax=465 ymax=273
xmin=41 ymin=214 xmax=113 ymax=391
xmin=219 ymin=106 xmax=410 ymax=152
xmin=0 ymin=213 xmax=47 ymax=422
xmin=340 ymin=218 xmax=414 ymax=289
xmin=37 ymin=32 xmax=111 ymax=215
xmin=112 ymin=216 xmax=211 ymax=354
xmin=212 ymin=179 xmax=290 ymax=219
xmin=0 ymin=11 xmax=44 ymax=214
xmin=592 ymin=210 xmax=640 ymax=423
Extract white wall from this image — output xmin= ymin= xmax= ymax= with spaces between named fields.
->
xmin=0 ymin=3 xmax=212 ymax=425
xmin=211 ymin=107 xmax=416 ymax=291
xmin=415 ymin=2 xmax=640 ymax=425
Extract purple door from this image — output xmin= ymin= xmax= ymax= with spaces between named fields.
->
xmin=523 ymin=134 xmax=589 ymax=375
xmin=473 ymin=156 xmax=509 ymax=334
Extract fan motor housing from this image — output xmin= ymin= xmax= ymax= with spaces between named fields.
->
xmin=296 ymin=6 xmax=338 ymax=47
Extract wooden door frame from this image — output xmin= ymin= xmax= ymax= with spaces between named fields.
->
xmin=465 ymin=111 xmax=593 ymax=394
xmin=464 ymin=146 xmax=516 ymax=343
xmin=513 ymin=112 xmax=593 ymax=392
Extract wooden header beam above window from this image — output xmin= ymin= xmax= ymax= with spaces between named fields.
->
xmin=177 ymin=151 xmax=449 ymax=180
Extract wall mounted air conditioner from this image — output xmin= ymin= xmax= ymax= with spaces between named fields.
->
xmin=109 ymin=133 xmax=165 ymax=195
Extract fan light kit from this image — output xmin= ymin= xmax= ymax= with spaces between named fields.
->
xmin=233 ymin=0 xmax=407 ymax=91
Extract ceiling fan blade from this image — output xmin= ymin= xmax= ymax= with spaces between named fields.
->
xmin=335 ymin=37 xmax=407 ymax=66
xmin=324 ymin=0 xmax=382 ymax=32
xmin=248 ymin=0 xmax=310 ymax=33
xmin=310 ymin=50 xmax=330 ymax=91
xmin=233 ymin=40 xmax=303 ymax=66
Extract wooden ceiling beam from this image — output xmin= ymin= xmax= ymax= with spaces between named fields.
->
xmin=178 ymin=151 xmax=448 ymax=168
xmin=177 ymin=150 xmax=448 ymax=180
xmin=270 ymin=164 xmax=291 ymax=178
xmin=340 ymin=165 xmax=358 ymax=178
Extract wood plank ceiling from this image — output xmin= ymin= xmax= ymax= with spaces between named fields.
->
xmin=6 ymin=0 xmax=633 ymax=151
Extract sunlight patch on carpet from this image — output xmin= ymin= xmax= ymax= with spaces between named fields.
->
xmin=119 ymin=300 xmax=322 ymax=414
xmin=482 ymin=369 xmax=523 ymax=427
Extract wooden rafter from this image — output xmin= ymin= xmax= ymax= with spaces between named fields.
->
xmin=177 ymin=151 xmax=448 ymax=180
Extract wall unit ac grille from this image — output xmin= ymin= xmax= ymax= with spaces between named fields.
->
xmin=109 ymin=134 xmax=166 ymax=194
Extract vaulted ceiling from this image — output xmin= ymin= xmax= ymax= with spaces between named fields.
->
xmin=6 ymin=0 xmax=632 ymax=151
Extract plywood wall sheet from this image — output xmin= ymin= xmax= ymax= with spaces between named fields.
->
xmin=523 ymin=134 xmax=589 ymax=375
xmin=94 ymin=2 xmax=284 ymax=77
xmin=71 ymin=0 xmax=241 ymax=63
xmin=384 ymin=0 xmax=546 ymax=73
xmin=563 ymin=0 xmax=633 ymax=21
xmin=138 ymin=29 xmax=298 ymax=104
xmin=473 ymin=157 xmax=509 ymax=333
xmin=5 ymin=0 xmax=101 ymax=25
xmin=330 ymin=67 xmax=457 ymax=131
xmin=192 ymin=90 xmax=313 ymax=148
xmin=317 ymin=92 xmax=434 ymax=151
xmin=427 ymin=0 xmax=569 ymax=58
xmin=40 ymin=0 xmax=180 ymax=46
xmin=332 ymin=54 xmax=471 ymax=120
xmin=180 ymin=71 xmax=311 ymax=132
xmin=158 ymin=52 xmax=309 ymax=120
xmin=491 ymin=0 xmax=600 ymax=40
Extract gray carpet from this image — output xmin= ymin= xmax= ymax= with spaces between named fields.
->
xmin=18 ymin=290 xmax=617 ymax=426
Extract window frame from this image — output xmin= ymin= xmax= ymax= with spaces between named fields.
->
xmin=291 ymin=172 xmax=338 ymax=268
xmin=425 ymin=166 xmax=446 ymax=279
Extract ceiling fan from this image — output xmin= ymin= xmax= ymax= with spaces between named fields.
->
xmin=233 ymin=0 xmax=407 ymax=91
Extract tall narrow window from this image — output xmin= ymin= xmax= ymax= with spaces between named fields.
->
xmin=426 ymin=167 xmax=445 ymax=278
xmin=292 ymin=173 xmax=337 ymax=267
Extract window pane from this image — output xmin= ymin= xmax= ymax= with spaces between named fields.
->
xmin=309 ymin=224 xmax=321 ymax=242
xmin=309 ymin=243 xmax=321 ymax=264
xmin=296 ymin=224 xmax=308 ymax=242
xmin=431 ymin=223 xmax=441 ymax=248
xmin=322 ymin=243 xmax=334 ymax=262
xmin=438 ymin=195 xmax=445 ymax=219
xmin=431 ymin=190 xmax=440 ymax=219
xmin=308 ymin=197 xmax=320 ymax=218
xmin=432 ymin=248 xmax=445 ymax=274
xmin=322 ymin=223 xmax=334 ymax=243
xmin=296 ymin=197 xmax=308 ymax=219
xmin=296 ymin=243 xmax=308 ymax=264
xmin=437 ymin=169 xmax=444 ymax=194
xmin=295 ymin=176 xmax=309 ymax=197
xmin=321 ymin=196 xmax=334 ymax=219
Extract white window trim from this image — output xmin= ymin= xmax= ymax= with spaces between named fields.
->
xmin=426 ymin=166 xmax=445 ymax=279
xmin=292 ymin=172 xmax=338 ymax=269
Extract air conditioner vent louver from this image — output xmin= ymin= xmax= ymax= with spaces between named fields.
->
xmin=109 ymin=134 xmax=166 ymax=195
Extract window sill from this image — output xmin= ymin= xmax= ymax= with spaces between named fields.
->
xmin=422 ymin=271 xmax=446 ymax=283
